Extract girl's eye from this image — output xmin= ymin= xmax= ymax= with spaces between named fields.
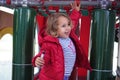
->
xmin=68 ymin=22 xmax=71 ymax=26
xmin=68 ymin=23 xmax=70 ymax=26
xmin=62 ymin=24 xmax=66 ymax=27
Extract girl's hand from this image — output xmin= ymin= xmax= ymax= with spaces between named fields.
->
xmin=35 ymin=57 xmax=44 ymax=67
xmin=71 ymin=1 xmax=81 ymax=11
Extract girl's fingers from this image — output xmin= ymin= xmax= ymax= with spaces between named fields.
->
xmin=70 ymin=3 xmax=74 ymax=9
xmin=71 ymin=1 xmax=80 ymax=11
xmin=74 ymin=1 xmax=77 ymax=7
xmin=35 ymin=57 xmax=44 ymax=67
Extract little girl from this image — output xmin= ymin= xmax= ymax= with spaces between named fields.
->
xmin=32 ymin=1 xmax=91 ymax=80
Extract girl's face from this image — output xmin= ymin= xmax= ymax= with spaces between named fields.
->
xmin=57 ymin=16 xmax=72 ymax=38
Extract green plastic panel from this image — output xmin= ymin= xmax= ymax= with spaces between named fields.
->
xmin=12 ymin=7 xmax=36 ymax=80
xmin=89 ymin=9 xmax=116 ymax=80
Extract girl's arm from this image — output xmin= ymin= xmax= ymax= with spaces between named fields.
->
xmin=70 ymin=1 xmax=82 ymax=33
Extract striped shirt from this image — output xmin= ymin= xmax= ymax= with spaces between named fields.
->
xmin=58 ymin=37 xmax=76 ymax=76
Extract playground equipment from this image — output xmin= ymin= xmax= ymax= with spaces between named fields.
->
xmin=0 ymin=0 xmax=120 ymax=80
xmin=89 ymin=9 xmax=116 ymax=80
xmin=12 ymin=7 xmax=36 ymax=80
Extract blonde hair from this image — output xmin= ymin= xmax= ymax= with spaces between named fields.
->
xmin=46 ymin=13 xmax=72 ymax=37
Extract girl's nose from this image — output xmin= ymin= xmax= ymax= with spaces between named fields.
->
xmin=67 ymin=26 xmax=71 ymax=30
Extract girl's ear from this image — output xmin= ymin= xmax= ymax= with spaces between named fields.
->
xmin=54 ymin=32 xmax=59 ymax=37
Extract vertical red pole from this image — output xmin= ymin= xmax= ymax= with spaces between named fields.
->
xmin=78 ymin=10 xmax=91 ymax=80
xmin=6 ymin=0 xmax=11 ymax=5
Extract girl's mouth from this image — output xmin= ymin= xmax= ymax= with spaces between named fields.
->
xmin=65 ymin=32 xmax=70 ymax=35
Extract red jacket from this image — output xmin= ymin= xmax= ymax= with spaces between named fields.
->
xmin=32 ymin=9 xmax=91 ymax=80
